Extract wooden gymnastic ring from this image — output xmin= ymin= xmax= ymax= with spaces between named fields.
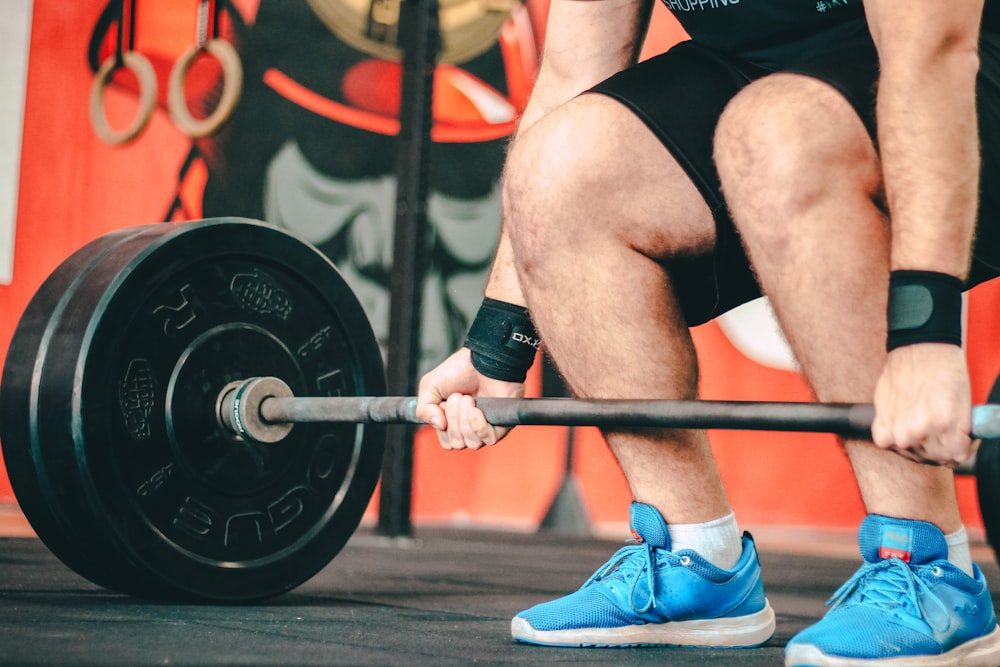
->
xmin=89 ymin=51 xmax=158 ymax=146
xmin=167 ymin=38 xmax=243 ymax=138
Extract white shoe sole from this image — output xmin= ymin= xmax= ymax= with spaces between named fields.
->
xmin=784 ymin=625 xmax=1000 ymax=666
xmin=511 ymin=599 xmax=776 ymax=648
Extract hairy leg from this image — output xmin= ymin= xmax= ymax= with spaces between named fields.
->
xmin=714 ymin=74 xmax=961 ymax=532
xmin=502 ymin=93 xmax=730 ymax=524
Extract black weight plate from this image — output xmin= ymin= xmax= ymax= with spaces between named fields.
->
xmin=1 ymin=225 xmax=168 ymax=596
xmin=976 ymin=370 xmax=1000 ymax=565
xmin=15 ymin=218 xmax=386 ymax=602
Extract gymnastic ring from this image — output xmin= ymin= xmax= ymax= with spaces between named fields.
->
xmin=89 ymin=51 xmax=158 ymax=146
xmin=167 ymin=38 xmax=243 ymax=138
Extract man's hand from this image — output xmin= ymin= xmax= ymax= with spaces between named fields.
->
xmin=415 ymin=348 xmax=526 ymax=450
xmin=872 ymin=343 xmax=974 ymax=466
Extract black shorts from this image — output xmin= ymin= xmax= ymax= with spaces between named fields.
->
xmin=591 ymin=18 xmax=1000 ymax=327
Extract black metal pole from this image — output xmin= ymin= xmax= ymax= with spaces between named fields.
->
xmin=377 ymin=0 xmax=440 ymax=538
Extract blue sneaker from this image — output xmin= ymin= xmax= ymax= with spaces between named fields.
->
xmin=785 ymin=514 xmax=1000 ymax=666
xmin=511 ymin=502 xmax=775 ymax=647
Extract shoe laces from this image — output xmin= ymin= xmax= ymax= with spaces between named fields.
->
xmin=827 ymin=558 xmax=951 ymax=632
xmin=588 ymin=541 xmax=691 ymax=615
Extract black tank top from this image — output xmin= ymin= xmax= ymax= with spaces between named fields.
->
xmin=662 ymin=0 xmax=999 ymax=67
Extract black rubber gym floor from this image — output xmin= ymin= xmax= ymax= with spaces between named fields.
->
xmin=2 ymin=526 xmax=1000 ymax=666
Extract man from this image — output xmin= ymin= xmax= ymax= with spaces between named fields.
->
xmin=415 ymin=0 xmax=1000 ymax=664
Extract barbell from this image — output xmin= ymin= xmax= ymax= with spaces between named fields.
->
xmin=216 ymin=375 xmax=1000 ymax=443
xmin=1 ymin=217 xmax=999 ymax=603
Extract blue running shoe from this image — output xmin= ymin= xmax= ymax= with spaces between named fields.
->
xmin=785 ymin=514 xmax=1000 ymax=666
xmin=511 ymin=502 xmax=775 ymax=647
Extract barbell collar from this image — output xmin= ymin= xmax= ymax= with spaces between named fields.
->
xmin=218 ymin=376 xmax=295 ymax=443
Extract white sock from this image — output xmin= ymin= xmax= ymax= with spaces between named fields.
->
xmin=945 ymin=526 xmax=974 ymax=576
xmin=667 ymin=512 xmax=743 ymax=570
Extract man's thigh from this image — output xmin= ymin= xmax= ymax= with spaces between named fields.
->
xmin=590 ymin=24 xmax=884 ymax=325
xmin=593 ymin=21 xmax=1000 ymax=309
xmin=590 ymin=41 xmax=766 ymax=326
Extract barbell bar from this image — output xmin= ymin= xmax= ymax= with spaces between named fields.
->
xmin=218 ymin=376 xmax=1000 ymax=445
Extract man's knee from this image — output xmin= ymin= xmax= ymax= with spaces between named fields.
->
xmin=714 ymin=73 xmax=880 ymax=219
xmin=501 ymin=95 xmax=626 ymax=257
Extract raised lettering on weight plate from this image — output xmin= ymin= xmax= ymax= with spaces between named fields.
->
xmin=153 ymin=284 xmax=199 ymax=335
xmin=307 ymin=435 xmax=341 ymax=488
xmin=136 ymin=462 xmax=175 ymax=498
xmin=297 ymin=325 xmax=332 ymax=358
xmin=119 ymin=358 xmax=155 ymax=440
xmin=230 ymin=270 xmax=291 ymax=320
xmin=267 ymin=486 xmax=307 ymax=534
xmin=173 ymin=496 xmax=215 ymax=538
xmin=224 ymin=512 xmax=266 ymax=547
xmin=316 ymin=369 xmax=347 ymax=397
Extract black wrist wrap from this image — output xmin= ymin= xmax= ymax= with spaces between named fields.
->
xmin=464 ymin=298 xmax=540 ymax=383
xmin=886 ymin=270 xmax=964 ymax=351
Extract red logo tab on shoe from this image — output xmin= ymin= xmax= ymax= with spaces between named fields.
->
xmin=630 ymin=529 xmax=644 ymax=544
xmin=879 ymin=526 xmax=913 ymax=562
